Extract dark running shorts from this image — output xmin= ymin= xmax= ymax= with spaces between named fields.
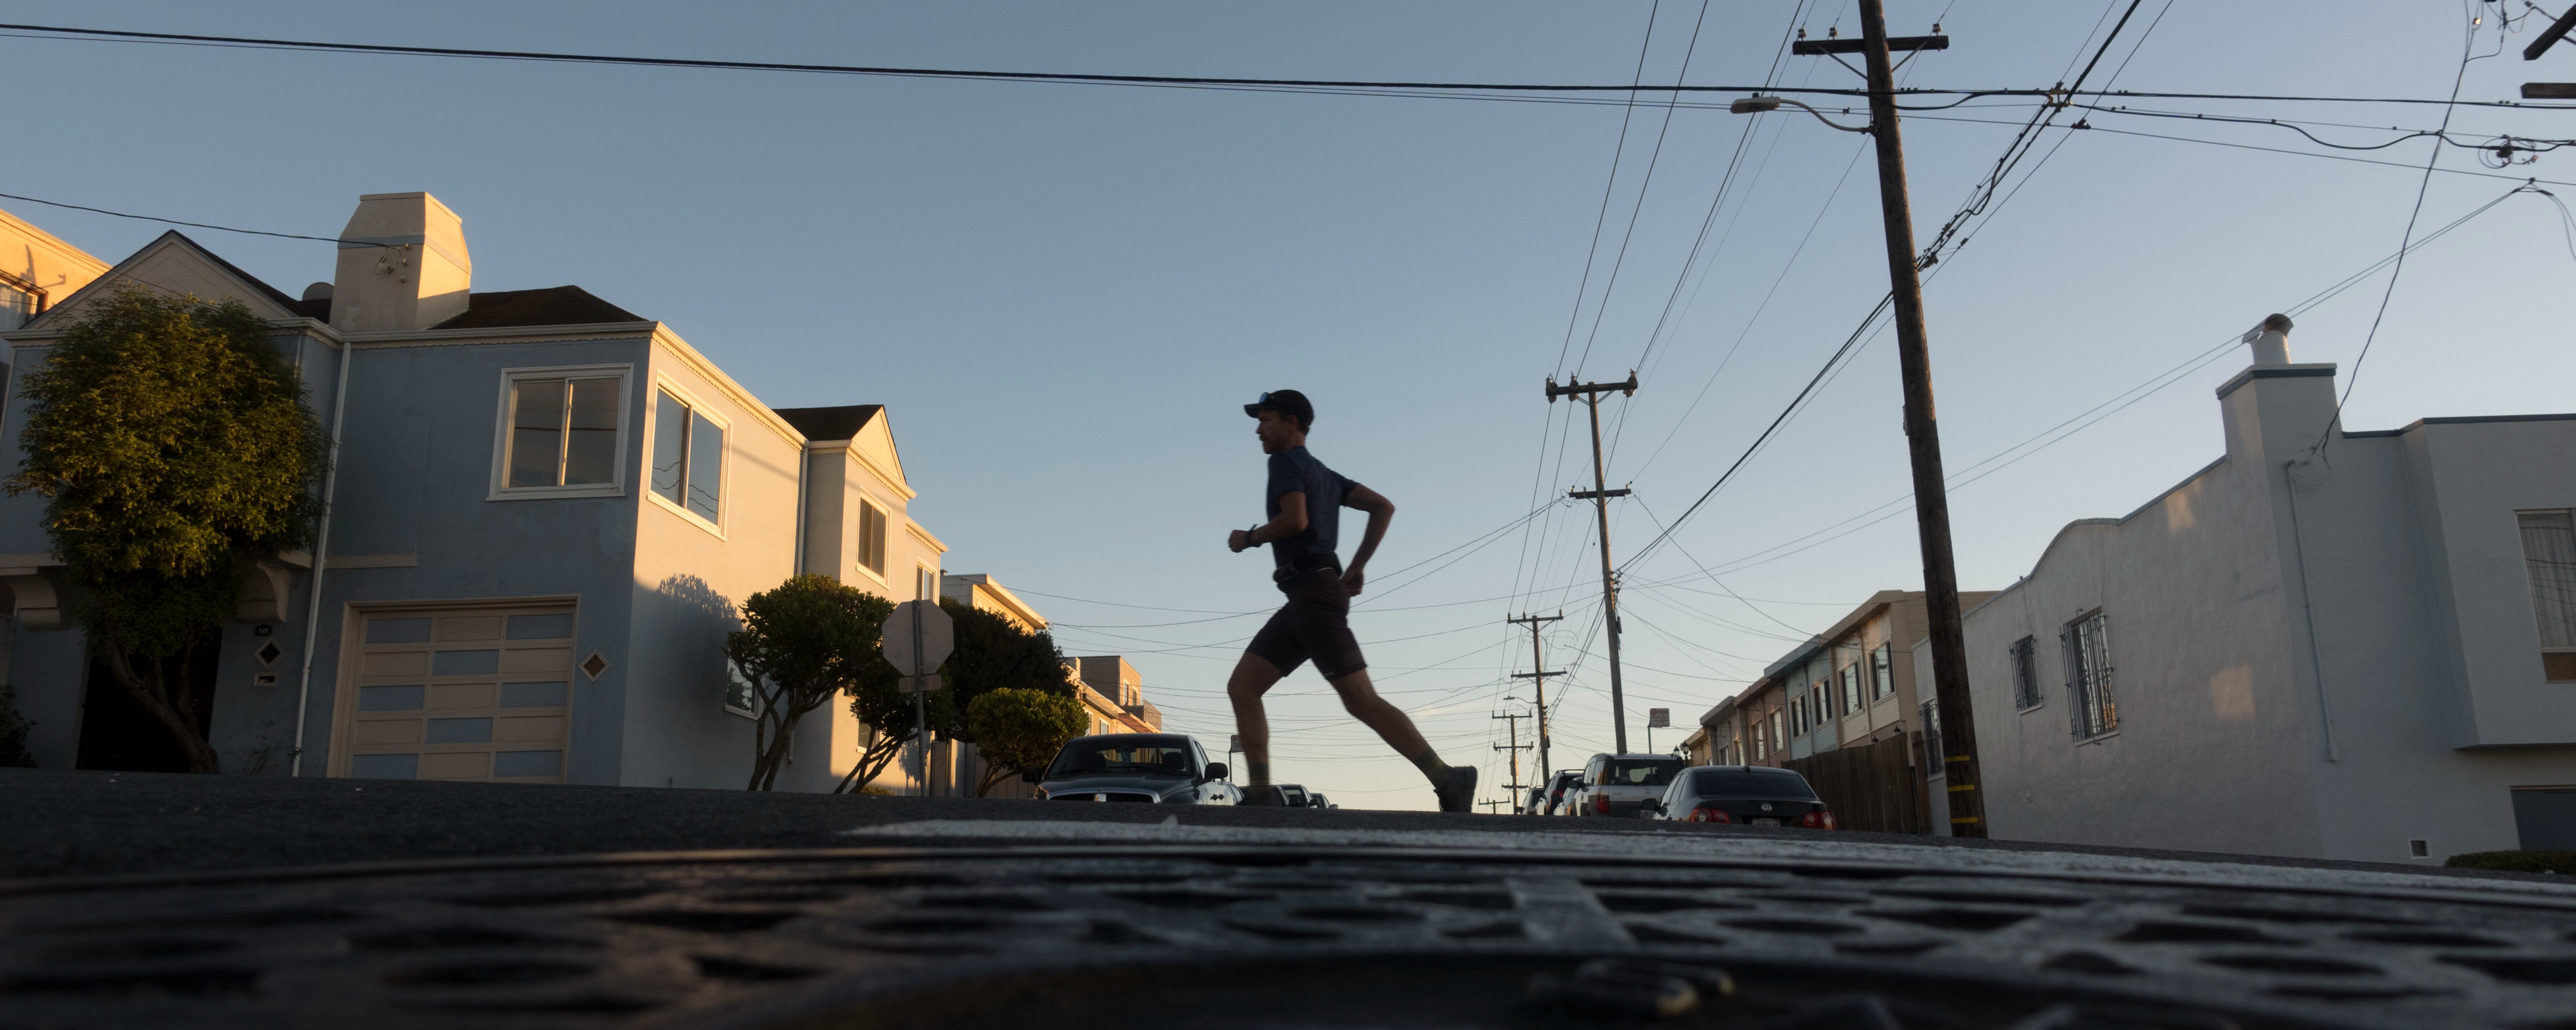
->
xmin=1246 ymin=568 xmax=1368 ymax=680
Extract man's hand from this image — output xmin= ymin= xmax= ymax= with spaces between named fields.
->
xmin=1228 ymin=529 xmax=1252 ymax=553
xmin=1342 ymin=565 xmax=1365 ymax=595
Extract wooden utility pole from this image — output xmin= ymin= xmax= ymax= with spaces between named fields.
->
xmin=1508 ymin=612 xmax=1563 ymax=780
xmin=1852 ymin=0 xmax=1986 ymax=837
xmin=1545 ymin=373 xmax=1638 ymax=753
xmin=1492 ymin=710 xmax=1530 ymax=812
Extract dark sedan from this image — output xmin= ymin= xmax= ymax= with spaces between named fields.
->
xmin=1642 ymin=765 xmax=1836 ymax=829
xmin=1030 ymin=733 xmax=1238 ymax=805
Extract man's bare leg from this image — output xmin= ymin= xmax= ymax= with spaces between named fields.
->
xmin=1226 ymin=652 xmax=1286 ymax=789
xmin=1324 ymin=668 xmax=1433 ymax=759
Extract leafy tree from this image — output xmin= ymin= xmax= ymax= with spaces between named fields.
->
xmin=5 ymin=286 xmax=328 ymax=774
xmin=0 ymin=683 xmax=36 ymax=768
xmin=836 ymin=599 xmax=1069 ymax=794
xmin=723 ymin=574 xmax=894 ymax=790
xmin=965 ymin=687 xmax=1087 ymax=796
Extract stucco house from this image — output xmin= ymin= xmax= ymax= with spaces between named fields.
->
xmin=0 ymin=193 xmax=952 ymax=793
xmin=1935 ymin=315 xmax=2576 ymax=862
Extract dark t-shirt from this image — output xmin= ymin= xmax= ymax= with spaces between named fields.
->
xmin=1265 ymin=446 xmax=1359 ymax=570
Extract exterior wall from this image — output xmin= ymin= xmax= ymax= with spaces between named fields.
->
xmin=303 ymin=337 xmax=652 ymax=786
xmin=623 ymin=333 xmax=805 ymax=790
xmin=1959 ymin=359 xmax=2576 ymax=863
xmin=0 ymin=207 xmax=109 ymax=330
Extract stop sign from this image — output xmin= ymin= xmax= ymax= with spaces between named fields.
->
xmin=882 ymin=599 xmax=954 ymax=678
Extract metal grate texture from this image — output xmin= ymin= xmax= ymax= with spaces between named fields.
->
xmin=3 ymin=845 xmax=2574 ymax=1029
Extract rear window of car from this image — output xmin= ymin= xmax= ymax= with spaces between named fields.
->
xmin=1689 ymin=768 xmax=1817 ymax=799
xmin=1047 ymin=736 xmax=1198 ymax=778
xmin=1606 ymin=759 xmax=1684 ymax=787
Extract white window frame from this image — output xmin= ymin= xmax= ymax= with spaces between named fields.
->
xmin=916 ymin=562 xmax=941 ymax=604
xmin=852 ymin=497 xmax=890 ymax=586
xmin=487 ymin=364 xmax=633 ymax=501
xmin=1870 ymin=644 xmax=1895 ymax=701
xmin=643 ymin=375 xmax=732 ymax=539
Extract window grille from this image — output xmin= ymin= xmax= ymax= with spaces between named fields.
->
xmin=1871 ymin=644 xmax=1894 ymax=700
xmin=2010 ymin=636 xmax=2041 ymax=710
xmin=2062 ymin=611 xmax=2117 ymax=738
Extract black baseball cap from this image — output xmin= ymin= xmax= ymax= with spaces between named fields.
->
xmin=1244 ymin=389 xmax=1314 ymax=428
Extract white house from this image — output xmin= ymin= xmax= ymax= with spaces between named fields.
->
xmin=1937 ymin=314 xmax=2576 ymax=863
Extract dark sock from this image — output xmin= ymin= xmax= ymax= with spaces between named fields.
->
xmin=1406 ymin=747 xmax=1449 ymax=785
xmin=1247 ymin=762 xmax=1271 ymax=788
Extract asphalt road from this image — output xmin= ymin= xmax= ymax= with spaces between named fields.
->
xmin=0 ymin=767 xmax=2543 ymax=885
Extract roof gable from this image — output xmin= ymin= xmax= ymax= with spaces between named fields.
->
xmin=26 ymin=231 xmax=305 ymax=329
xmin=774 ymin=402 xmax=907 ymax=496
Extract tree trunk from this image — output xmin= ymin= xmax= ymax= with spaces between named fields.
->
xmin=837 ymin=737 xmax=905 ymax=794
xmin=974 ymin=764 xmax=1013 ymax=798
xmin=104 ymin=650 xmax=218 ymax=774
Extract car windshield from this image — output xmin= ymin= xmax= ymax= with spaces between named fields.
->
xmin=1047 ymin=736 xmax=1198 ymax=779
xmin=1606 ymin=759 xmax=1684 ymax=787
xmin=1689 ymin=768 xmax=1817 ymax=799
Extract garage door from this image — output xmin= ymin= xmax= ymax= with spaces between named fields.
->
xmin=337 ymin=604 xmax=578 ymax=783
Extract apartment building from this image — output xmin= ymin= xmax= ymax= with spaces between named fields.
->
xmin=1939 ymin=316 xmax=2576 ymax=862
xmin=0 ymin=193 xmax=957 ymax=793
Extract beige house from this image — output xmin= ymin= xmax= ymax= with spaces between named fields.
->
xmin=0 ymin=207 xmax=108 ymax=331
xmin=1692 ymin=590 xmax=1996 ymax=769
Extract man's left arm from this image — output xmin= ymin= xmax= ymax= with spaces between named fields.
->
xmin=1341 ymin=483 xmax=1394 ymax=595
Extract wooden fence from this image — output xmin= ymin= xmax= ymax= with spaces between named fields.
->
xmin=1786 ymin=732 xmax=1926 ymax=834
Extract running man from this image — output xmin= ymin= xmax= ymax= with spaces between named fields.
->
xmin=1226 ymin=389 xmax=1478 ymax=813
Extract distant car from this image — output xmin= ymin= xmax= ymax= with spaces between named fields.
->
xmin=1572 ymin=753 xmax=1686 ymax=818
xmin=1642 ymin=765 xmax=1836 ymax=829
xmin=1030 ymin=733 xmax=1238 ymax=805
xmin=1306 ymin=792 xmax=1333 ymax=810
xmin=1536 ymin=771 xmax=1583 ymax=815
xmin=1278 ymin=784 xmax=1312 ymax=807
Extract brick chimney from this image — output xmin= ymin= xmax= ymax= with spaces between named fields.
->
xmin=328 ymin=193 xmax=470 ymax=333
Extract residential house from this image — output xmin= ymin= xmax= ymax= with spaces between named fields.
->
xmin=0 ymin=206 xmax=108 ymax=331
xmin=1071 ymin=655 xmax=1163 ymax=735
xmin=0 ymin=193 xmax=955 ymax=794
xmin=1689 ymin=590 xmax=1992 ymax=832
xmin=1938 ymin=315 xmax=2576 ymax=862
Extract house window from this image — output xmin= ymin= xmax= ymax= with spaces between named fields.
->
xmin=1768 ymin=708 xmax=1784 ymax=755
xmin=493 ymin=367 xmax=628 ymax=497
xmin=917 ymin=565 xmax=940 ymax=603
xmin=2518 ymin=510 xmax=2576 ymax=681
xmin=649 ymin=387 xmax=725 ymax=523
xmin=858 ymin=500 xmax=888 ymax=577
xmin=2010 ymin=636 xmax=2042 ymax=710
xmin=2063 ymin=611 xmax=2117 ymax=738
xmin=1840 ymin=663 xmax=1862 ymax=715
xmin=1871 ymin=644 xmax=1894 ymax=700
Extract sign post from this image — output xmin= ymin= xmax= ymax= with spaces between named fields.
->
xmin=884 ymin=599 xmax=954 ymax=796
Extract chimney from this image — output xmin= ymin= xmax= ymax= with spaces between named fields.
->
xmin=2241 ymin=312 xmax=2294 ymax=366
xmin=329 ymin=193 xmax=470 ymax=333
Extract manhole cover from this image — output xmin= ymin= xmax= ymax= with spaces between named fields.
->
xmin=1 ymin=845 xmax=2570 ymax=1028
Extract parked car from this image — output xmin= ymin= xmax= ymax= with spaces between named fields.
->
xmin=1029 ymin=733 xmax=1238 ymax=804
xmin=1572 ymin=753 xmax=1686 ymax=818
xmin=1536 ymin=770 xmax=1583 ymax=815
xmin=1278 ymin=784 xmax=1312 ymax=807
xmin=1306 ymin=792 xmax=1334 ymax=810
xmin=1640 ymin=765 xmax=1836 ymax=829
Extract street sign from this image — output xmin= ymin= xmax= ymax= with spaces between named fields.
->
xmin=1648 ymin=708 xmax=1670 ymax=729
xmin=883 ymin=600 xmax=954 ymax=678
xmin=896 ymin=675 xmax=940 ymax=694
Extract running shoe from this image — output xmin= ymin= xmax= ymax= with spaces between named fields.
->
xmin=1434 ymin=765 xmax=1478 ymax=813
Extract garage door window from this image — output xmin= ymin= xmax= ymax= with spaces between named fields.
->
xmin=339 ymin=605 xmax=577 ymax=783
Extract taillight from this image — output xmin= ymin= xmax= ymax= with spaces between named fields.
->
xmin=1688 ymin=806 xmax=1732 ymax=824
xmin=1592 ymin=792 xmax=1610 ymax=814
xmin=1798 ymin=809 xmax=1838 ymax=830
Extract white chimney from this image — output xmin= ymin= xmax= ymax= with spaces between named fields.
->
xmin=2240 ymin=312 xmax=2294 ymax=367
xmin=328 ymin=193 xmax=470 ymax=333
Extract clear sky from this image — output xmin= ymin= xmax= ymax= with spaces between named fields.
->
xmin=5 ymin=1 xmax=2571 ymax=809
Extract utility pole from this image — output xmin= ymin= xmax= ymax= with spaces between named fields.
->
xmin=1508 ymin=612 xmax=1563 ymax=780
xmin=1492 ymin=710 xmax=1530 ymax=812
xmin=1545 ymin=372 xmax=1638 ymax=753
xmin=1853 ymin=0 xmax=1987 ymax=837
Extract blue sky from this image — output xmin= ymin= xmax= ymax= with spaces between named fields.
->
xmin=6 ymin=2 xmax=2573 ymax=808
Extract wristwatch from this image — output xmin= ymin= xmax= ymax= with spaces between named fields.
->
xmin=1246 ymin=523 xmax=1263 ymax=545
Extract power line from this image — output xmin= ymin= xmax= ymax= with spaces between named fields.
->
xmin=1569 ymin=0 xmax=1716 ymax=378
xmin=0 ymin=189 xmax=391 ymax=247
xmin=3 ymin=23 xmax=2571 ymax=110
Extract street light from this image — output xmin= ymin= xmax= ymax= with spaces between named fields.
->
xmin=1728 ymin=94 xmax=1873 ymax=133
